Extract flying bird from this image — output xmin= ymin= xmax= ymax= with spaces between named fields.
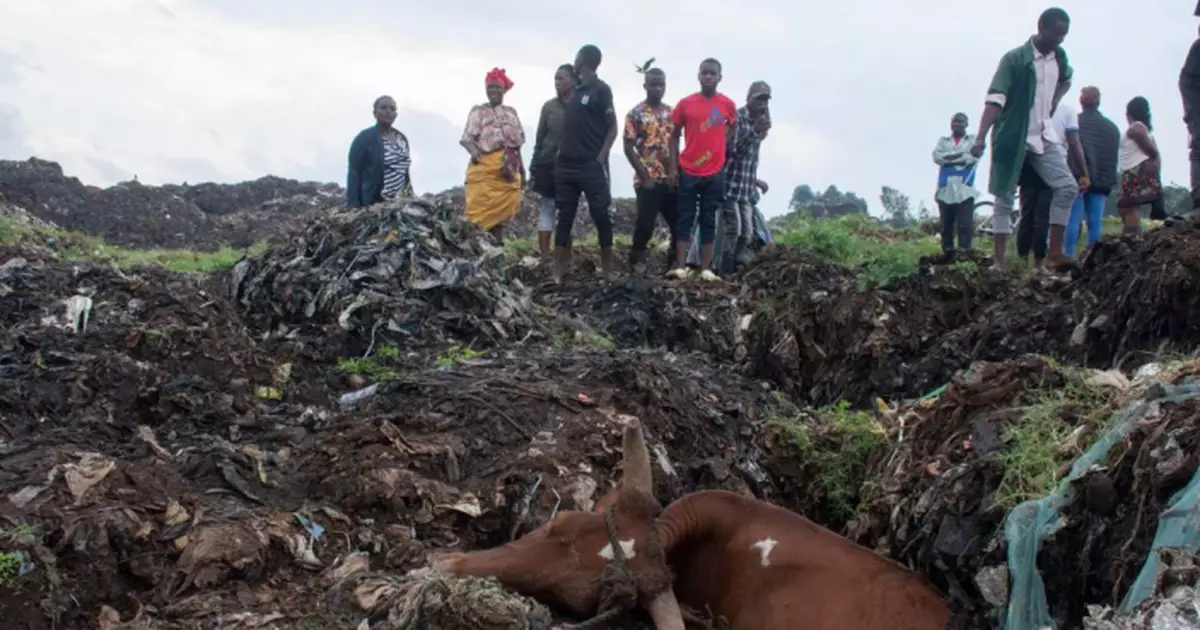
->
xmin=634 ymin=57 xmax=656 ymax=73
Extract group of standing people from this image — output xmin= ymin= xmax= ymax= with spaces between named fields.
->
xmin=346 ymin=45 xmax=773 ymax=283
xmin=932 ymin=7 xmax=1172 ymax=272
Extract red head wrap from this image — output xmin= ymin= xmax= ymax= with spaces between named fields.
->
xmin=485 ymin=67 xmax=514 ymax=91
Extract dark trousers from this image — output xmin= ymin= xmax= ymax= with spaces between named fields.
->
xmin=675 ymin=170 xmax=726 ymax=245
xmin=631 ymin=183 xmax=677 ymax=265
xmin=937 ymin=198 xmax=974 ymax=252
xmin=1017 ymin=164 xmax=1051 ymax=260
xmin=554 ymin=159 xmax=612 ymax=248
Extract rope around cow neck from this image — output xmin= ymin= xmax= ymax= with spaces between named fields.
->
xmin=559 ymin=505 xmax=639 ymax=629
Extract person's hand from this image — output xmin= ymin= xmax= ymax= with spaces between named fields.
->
xmin=1078 ymin=175 xmax=1091 ymax=192
xmin=637 ymin=174 xmax=655 ymax=189
xmin=755 ymin=179 xmax=769 ymax=194
xmin=943 ymin=153 xmax=962 ymax=164
xmin=665 ymin=167 xmax=678 ymax=190
xmin=754 ymin=116 xmax=770 ymax=135
xmin=969 ymin=140 xmax=985 ymax=158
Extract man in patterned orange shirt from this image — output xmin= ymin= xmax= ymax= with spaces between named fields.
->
xmin=623 ymin=66 xmax=677 ymax=271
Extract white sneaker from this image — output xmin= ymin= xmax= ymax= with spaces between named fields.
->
xmin=665 ymin=267 xmax=690 ymax=280
xmin=697 ymin=269 xmax=721 ymax=282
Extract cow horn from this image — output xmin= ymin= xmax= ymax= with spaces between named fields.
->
xmin=646 ymin=589 xmax=687 ymax=630
xmin=619 ymin=415 xmax=653 ymax=495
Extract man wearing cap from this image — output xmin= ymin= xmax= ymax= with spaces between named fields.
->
xmin=721 ymin=80 xmax=772 ymax=273
xmin=1176 ymin=1 xmax=1200 ymax=223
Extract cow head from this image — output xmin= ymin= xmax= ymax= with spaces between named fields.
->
xmin=432 ymin=415 xmax=684 ymax=629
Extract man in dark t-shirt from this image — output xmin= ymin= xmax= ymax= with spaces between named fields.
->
xmin=553 ymin=44 xmax=618 ymax=280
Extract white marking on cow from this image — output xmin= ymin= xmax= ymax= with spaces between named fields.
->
xmin=751 ymin=537 xmax=777 ymax=567
xmin=598 ymin=539 xmax=637 ymax=561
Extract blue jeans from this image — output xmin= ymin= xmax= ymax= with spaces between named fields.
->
xmin=675 ymin=170 xmax=726 ymax=245
xmin=1065 ymin=191 xmax=1107 ymax=256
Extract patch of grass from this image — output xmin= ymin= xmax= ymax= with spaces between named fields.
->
xmin=59 ymin=235 xmax=265 ymax=272
xmin=774 ymin=216 xmax=942 ymax=288
xmin=585 ymin=331 xmax=616 ymax=350
xmin=502 ymin=236 xmax=539 ymax=258
xmin=434 ymin=344 xmax=485 ymax=368
xmin=994 ymin=368 xmax=1116 ymax=509
xmin=0 ymin=213 xmax=263 ymax=273
xmin=0 ymin=551 xmax=21 ymax=586
xmin=771 ymin=397 xmax=890 ymax=523
xmin=336 ymin=345 xmax=402 ymax=381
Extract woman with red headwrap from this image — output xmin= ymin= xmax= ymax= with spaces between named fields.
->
xmin=460 ymin=67 xmax=526 ymax=241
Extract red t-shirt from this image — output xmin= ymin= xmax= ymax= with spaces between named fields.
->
xmin=671 ymin=92 xmax=738 ymax=177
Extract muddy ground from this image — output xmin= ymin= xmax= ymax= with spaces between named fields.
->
xmin=1 ymin=190 xmax=1199 ymax=629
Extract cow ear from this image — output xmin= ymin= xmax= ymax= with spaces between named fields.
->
xmin=618 ymin=415 xmax=653 ymax=495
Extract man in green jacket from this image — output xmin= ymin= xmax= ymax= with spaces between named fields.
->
xmin=971 ymin=8 xmax=1079 ymax=271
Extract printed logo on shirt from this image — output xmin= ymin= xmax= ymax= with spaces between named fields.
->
xmin=581 ymin=94 xmax=590 ymax=105
xmin=699 ymin=106 xmax=726 ymax=133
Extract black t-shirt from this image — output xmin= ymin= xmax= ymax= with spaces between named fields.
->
xmin=558 ymin=77 xmax=614 ymax=164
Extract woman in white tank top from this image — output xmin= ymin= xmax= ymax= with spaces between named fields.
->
xmin=1116 ymin=97 xmax=1161 ymax=234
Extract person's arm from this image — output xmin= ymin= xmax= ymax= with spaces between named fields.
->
xmin=724 ymin=101 xmax=737 ymax=150
xmin=971 ymin=53 xmax=1013 ymax=157
xmin=959 ymin=135 xmax=979 ymax=166
xmin=598 ymin=85 xmax=617 ymax=161
xmin=1051 ymin=55 xmax=1073 ymax=112
xmin=459 ymin=106 xmax=482 ymax=162
xmin=1128 ymin=123 xmax=1160 ymax=161
xmin=532 ymin=103 xmax=549 ymax=166
xmin=668 ymin=102 xmax=685 ymax=182
xmin=622 ymin=111 xmax=649 ymax=184
xmin=1066 ymin=129 xmax=1089 ymax=183
xmin=932 ymin=137 xmax=959 ymax=165
xmin=346 ymin=131 xmax=366 ymax=207
xmin=730 ymin=116 xmax=758 ymax=160
xmin=1181 ymin=40 xmax=1200 ymax=123
xmin=399 ymin=132 xmax=414 ymax=195
xmin=515 ymin=108 xmax=528 ymax=182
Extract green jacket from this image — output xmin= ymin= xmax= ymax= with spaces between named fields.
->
xmin=985 ymin=39 xmax=1073 ymax=196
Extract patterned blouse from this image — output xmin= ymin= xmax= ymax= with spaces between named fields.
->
xmin=381 ymin=131 xmax=412 ymax=199
xmin=461 ymin=104 xmax=526 ymax=155
xmin=624 ymin=101 xmax=675 ymax=186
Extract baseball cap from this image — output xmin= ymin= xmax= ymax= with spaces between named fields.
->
xmin=748 ymin=81 xmax=772 ymax=100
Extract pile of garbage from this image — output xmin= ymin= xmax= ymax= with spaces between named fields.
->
xmin=227 ymin=197 xmax=535 ymax=364
xmin=0 ymin=157 xmax=340 ymax=250
xmin=740 ymin=246 xmax=1018 ymax=405
xmin=846 ymin=356 xmax=1200 ymax=630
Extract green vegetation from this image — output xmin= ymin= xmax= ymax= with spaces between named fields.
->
xmin=773 ymin=215 xmax=943 ymax=288
xmin=0 ymin=214 xmax=262 ymax=273
xmin=993 ymin=367 xmax=1117 ymax=509
xmin=770 ymin=395 xmax=890 ymax=522
xmin=434 ymin=344 xmax=486 ymax=368
xmin=336 ymin=345 xmax=402 ymax=380
xmin=0 ymin=524 xmax=38 ymax=587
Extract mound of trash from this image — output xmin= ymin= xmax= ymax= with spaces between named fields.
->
xmin=0 ymin=157 xmax=340 ymax=251
xmin=742 ymin=247 xmax=1019 ymax=405
xmin=847 ymin=356 xmax=1200 ymax=630
xmin=227 ymin=198 xmax=535 ymax=370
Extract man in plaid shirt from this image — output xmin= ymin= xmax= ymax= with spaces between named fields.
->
xmin=722 ymin=81 xmax=772 ymax=273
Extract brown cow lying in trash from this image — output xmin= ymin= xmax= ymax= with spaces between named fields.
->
xmin=434 ymin=419 xmax=949 ymax=630
xmin=432 ymin=415 xmax=687 ymax=629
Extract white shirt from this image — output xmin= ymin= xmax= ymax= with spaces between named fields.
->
xmin=1026 ymin=45 xmax=1060 ymax=155
xmin=1048 ymin=103 xmax=1078 ymax=147
xmin=1118 ymin=125 xmax=1153 ymax=172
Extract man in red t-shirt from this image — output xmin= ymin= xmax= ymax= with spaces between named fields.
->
xmin=667 ymin=58 xmax=737 ymax=281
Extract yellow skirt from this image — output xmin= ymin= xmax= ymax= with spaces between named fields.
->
xmin=464 ymin=150 xmax=522 ymax=231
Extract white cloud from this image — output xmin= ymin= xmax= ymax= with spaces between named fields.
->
xmin=0 ymin=0 xmax=1194 ymax=218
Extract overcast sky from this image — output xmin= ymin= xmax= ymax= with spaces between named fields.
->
xmin=0 ymin=0 xmax=1194 ymax=217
